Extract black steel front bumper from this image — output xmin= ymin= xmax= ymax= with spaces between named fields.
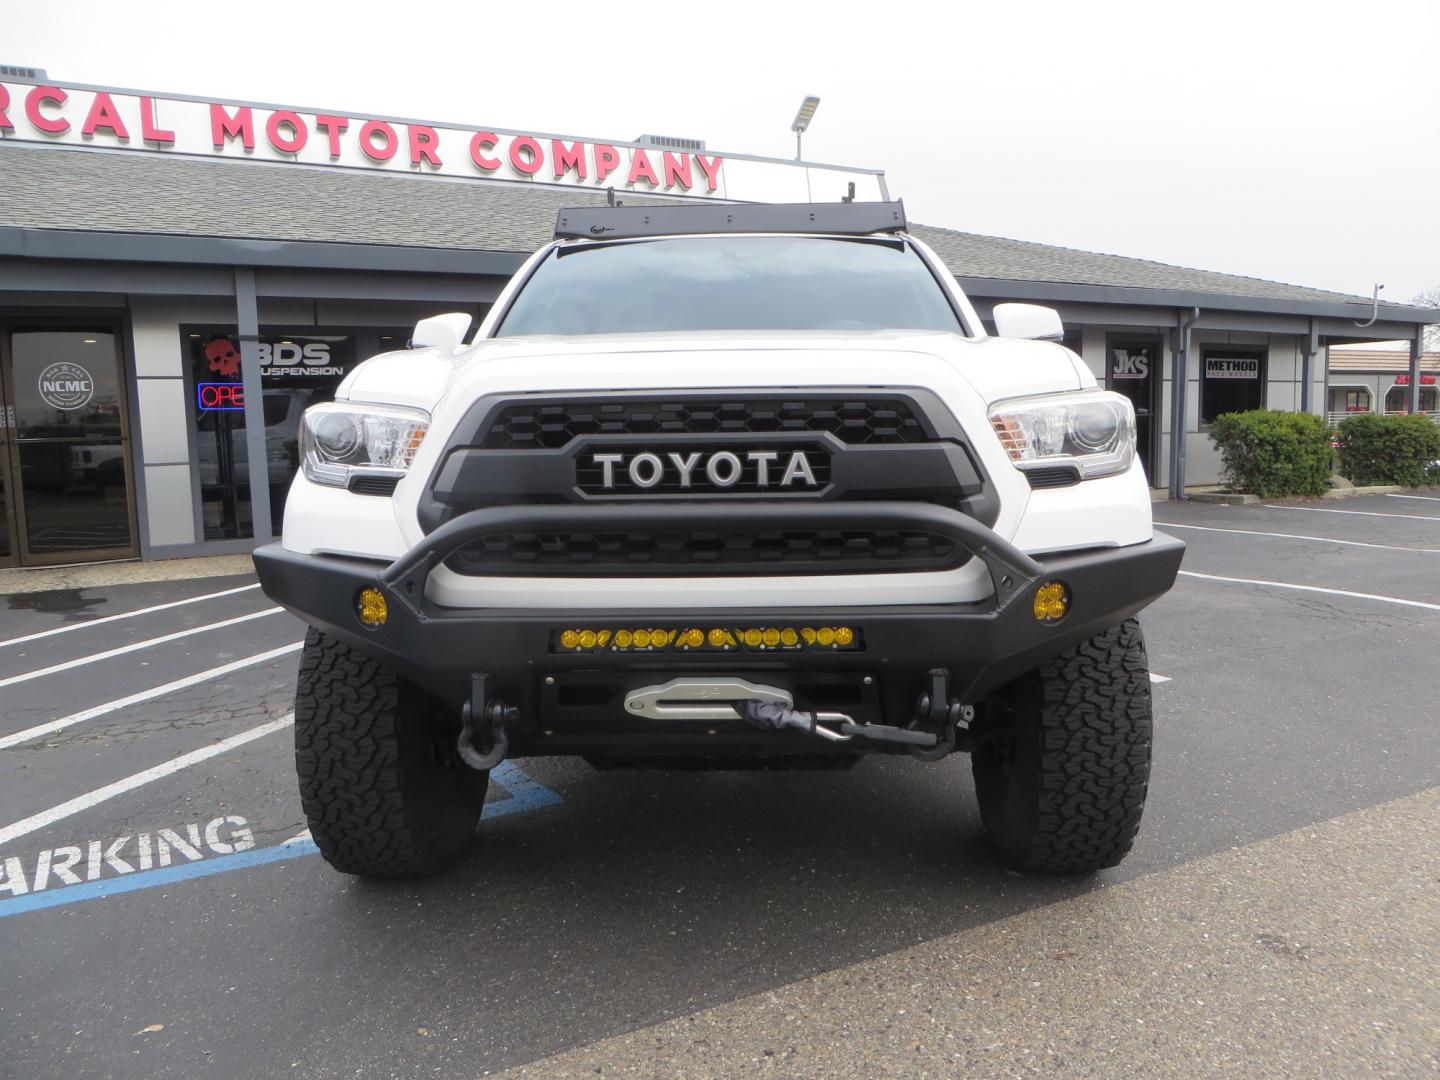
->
xmin=254 ymin=502 xmax=1183 ymax=755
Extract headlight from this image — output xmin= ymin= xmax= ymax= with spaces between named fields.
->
xmin=989 ymin=390 xmax=1135 ymax=480
xmin=300 ymin=402 xmax=429 ymax=487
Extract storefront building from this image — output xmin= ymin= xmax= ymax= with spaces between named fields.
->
xmin=1324 ymin=344 xmax=1439 ymax=422
xmin=1 ymin=71 xmax=1436 ymax=566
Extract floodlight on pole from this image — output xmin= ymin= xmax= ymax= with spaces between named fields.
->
xmin=791 ymin=95 xmax=820 ymax=161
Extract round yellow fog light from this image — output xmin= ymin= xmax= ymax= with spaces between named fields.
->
xmin=560 ymin=629 xmax=580 ymax=649
xmin=615 ymin=630 xmax=633 ymax=648
xmin=1033 ymin=581 xmax=1070 ymax=623
xmin=834 ymin=626 xmax=855 ymax=646
xmin=578 ymin=630 xmax=598 ymax=649
xmin=356 ymin=587 xmax=388 ymax=628
xmin=816 ymin=627 xmax=836 ymax=646
xmin=780 ymin=627 xmax=799 ymax=647
xmin=742 ymin=628 xmax=763 ymax=647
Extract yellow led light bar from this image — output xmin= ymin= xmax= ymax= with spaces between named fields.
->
xmin=551 ymin=625 xmax=863 ymax=654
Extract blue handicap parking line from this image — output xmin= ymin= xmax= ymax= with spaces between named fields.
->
xmin=0 ymin=761 xmax=561 ymax=920
xmin=486 ymin=759 xmax=565 ymax=818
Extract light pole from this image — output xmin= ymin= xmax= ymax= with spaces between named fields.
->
xmin=791 ymin=95 xmax=820 ymax=161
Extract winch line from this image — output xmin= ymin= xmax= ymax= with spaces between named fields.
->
xmin=0 ymin=642 xmax=303 ymax=750
xmin=0 ymin=583 xmax=262 ymax=649
xmin=0 ymin=608 xmax=284 ymax=690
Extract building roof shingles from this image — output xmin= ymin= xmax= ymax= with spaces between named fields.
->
xmin=0 ymin=143 xmax=1412 ymax=310
xmin=1326 ymin=348 xmax=1440 ymax=373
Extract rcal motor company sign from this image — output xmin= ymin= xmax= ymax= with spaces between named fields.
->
xmin=0 ymin=80 xmax=886 ymax=202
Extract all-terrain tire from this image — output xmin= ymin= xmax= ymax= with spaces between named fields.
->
xmin=294 ymin=627 xmax=488 ymax=877
xmin=971 ymin=618 xmax=1152 ymax=873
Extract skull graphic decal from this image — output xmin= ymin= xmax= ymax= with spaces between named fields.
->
xmin=205 ymin=338 xmax=241 ymax=379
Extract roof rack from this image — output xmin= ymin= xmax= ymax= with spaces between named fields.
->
xmin=553 ymin=200 xmax=907 ymax=241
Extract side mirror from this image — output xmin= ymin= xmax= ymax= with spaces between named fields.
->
xmin=992 ymin=303 xmax=1064 ymax=342
xmin=410 ymin=313 xmax=473 ymax=352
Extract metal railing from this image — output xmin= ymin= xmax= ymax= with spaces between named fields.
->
xmin=1327 ymin=410 xmax=1440 ymax=425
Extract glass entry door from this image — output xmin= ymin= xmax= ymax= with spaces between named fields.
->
xmin=0 ymin=327 xmax=138 ymax=565
xmin=1107 ymin=337 xmax=1160 ymax=482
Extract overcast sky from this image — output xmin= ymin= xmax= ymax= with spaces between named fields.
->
xmin=8 ymin=0 xmax=1437 ymax=302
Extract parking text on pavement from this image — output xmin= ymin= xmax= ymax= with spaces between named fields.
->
xmin=0 ymin=816 xmax=256 ymax=897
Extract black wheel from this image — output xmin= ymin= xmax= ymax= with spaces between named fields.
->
xmin=294 ymin=628 xmax=488 ymax=877
xmin=970 ymin=618 xmax=1152 ymax=873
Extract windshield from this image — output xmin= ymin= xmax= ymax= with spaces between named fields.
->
xmin=494 ymin=236 xmax=964 ymax=337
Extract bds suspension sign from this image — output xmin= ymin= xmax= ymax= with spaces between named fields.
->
xmin=0 ymin=81 xmax=884 ymax=202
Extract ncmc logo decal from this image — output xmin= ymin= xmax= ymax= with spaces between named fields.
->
xmin=37 ymin=362 xmax=95 ymax=411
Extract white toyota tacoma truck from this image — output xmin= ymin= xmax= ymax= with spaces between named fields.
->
xmin=255 ymin=201 xmax=1184 ymax=879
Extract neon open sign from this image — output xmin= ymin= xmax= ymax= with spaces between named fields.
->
xmin=197 ymin=382 xmax=244 ymax=411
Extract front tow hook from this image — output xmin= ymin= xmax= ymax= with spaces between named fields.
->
xmin=458 ymin=673 xmax=516 ymax=771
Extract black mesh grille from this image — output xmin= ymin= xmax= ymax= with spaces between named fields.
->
xmin=480 ymin=398 xmax=931 ymax=450
xmin=1024 ymin=466 xmax=1080 ymax=490
xmin=452 ymin=528 xmax=963 ymax=576
xmin=347 ymin=474 xmax=401 ymax=496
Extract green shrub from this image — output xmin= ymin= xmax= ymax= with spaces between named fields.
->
xmin=1207 ymin=410 xmax=1333 ymax=497
xmin=1335 ymin=413 xmax=1440 ymax=487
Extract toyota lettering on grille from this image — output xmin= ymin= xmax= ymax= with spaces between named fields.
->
xmin=586 ymin=449 xmax=822 ymax=493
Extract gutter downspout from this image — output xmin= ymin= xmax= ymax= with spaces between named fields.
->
xmin=1169 ymin=307 xmax=1201 ymax=500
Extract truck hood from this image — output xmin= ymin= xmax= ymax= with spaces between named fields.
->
xmin=340 ymin=330 xmax=1092 ymax=415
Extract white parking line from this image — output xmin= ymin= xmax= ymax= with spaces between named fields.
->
xmin=0 ymin=608 xmax=284 ymax=690
xmin=1178 ymin=570 xmax=1440 ymax=612
xmin=1156 ymin=521 xmax=1440 ymax=554
xmin=1262 ymin=505 xmax=1440 ymax=523
xmin=1149 ymin=673 xmax=1171 ymax=684
xmin=1387 ymin=493 xmax=1440 ymax=503
xmin=0 ymin=642 xmax=303 ymax=750
xmin=0 ymin=584 xmax=262 ymax=649
xmin=0 ymin=714 xmax=294 ymax=847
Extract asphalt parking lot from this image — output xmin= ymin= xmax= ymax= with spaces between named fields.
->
xmin=1 ymin=491 xmax=1437 ymax=1079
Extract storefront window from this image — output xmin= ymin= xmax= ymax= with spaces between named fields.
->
xmin=185 ymin=326 xmax=404 ymax=540
xmin=1385 ymin=383 xmax=1438 ymax=414
xmin=1327 ymin=387 xmax=1371 ymax=414
xmin=1200 ymin=349 xmax=1264 ymax=425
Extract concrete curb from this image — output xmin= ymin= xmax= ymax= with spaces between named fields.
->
xmin=1321 ymin=484 xmax=1406 ymax=498
xmin=0 ymin=554 xmax=256 ymax=595
xmin=1183 ymin=484 xmax=1419 ymax=506
xmin=1185 ymin=492 xmax=1260 ymax=505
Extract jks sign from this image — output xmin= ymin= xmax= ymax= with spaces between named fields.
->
xmin=0 ymin=81 xmax=884 ymax=202
xmin=1111 ymin=348 xmax=1151 ymax=380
